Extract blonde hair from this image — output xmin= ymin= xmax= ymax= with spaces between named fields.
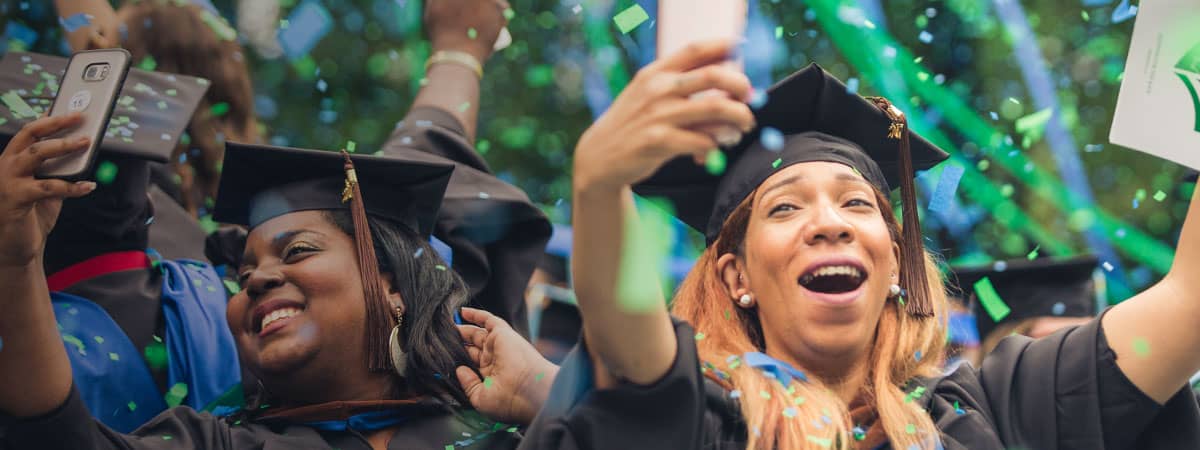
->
xmin=671 ymin=188 xmax=950 ymax=449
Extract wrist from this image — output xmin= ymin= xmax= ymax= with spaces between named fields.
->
xmin=430 ymin=37 xmax=492 ymax=63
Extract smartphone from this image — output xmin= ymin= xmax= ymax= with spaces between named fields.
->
xmin=36 ymin=48 xmax=131 ymax=180
xmin=658 ymin=0 xmax=748 ymax=145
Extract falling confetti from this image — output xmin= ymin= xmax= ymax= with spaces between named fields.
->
xmin=928 ymin=164 xmax=965 ymax=213
xmin=761 ymin=127 xmax=784 ymax=151
xmin=1026 ymin=245 xmax=1040 ymax=260
xmin=612 ymin=4 xmax=650 ymax=34
xmin=164 ymin=382 xmax=189 ymax=408
xmin=973 ymin=277 xmax=1012 ymax=322
xmin=705 ymin=150 xmax=727 ymax=175
xmin=1132 ymin=337 xmax=1150 ymax=357
xmin=58 ymin=13 xmax=94 ymax=32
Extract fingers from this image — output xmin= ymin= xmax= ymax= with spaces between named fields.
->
xmin=460 ymin=307 xmax=510 ymax=333
xmin=455 ymin=366 xmax=483 ymax=398
xmin=12 ymin=137 xmax=92 ymax=176
xmin=653 ymin=96 xmax=755 ymax=134
xmin=641 ymin=125 xmax=720 ymax=159
xmin=458 ymin=323 xmax=488 ymax=348
xmin=15 ymin=180 xmax=96 ymax=206
xmin=4 ymin=114 xmax=85 ymax=156
xmin=669 ymin=65 xmax=753 ymax=101
xmin=650 ymin=39 xmax=738 ymax=74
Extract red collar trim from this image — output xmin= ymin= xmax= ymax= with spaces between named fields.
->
xmin=47 ymin=251 xmax=151 ymax=292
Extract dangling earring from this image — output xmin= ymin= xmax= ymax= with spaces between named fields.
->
xmin=388 ymin=307 xmax=407 ymax=377
xmin=738 ymin=293 xmax=754 ymax=307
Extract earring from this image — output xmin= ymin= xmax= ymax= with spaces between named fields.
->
xmin=738 ymin=293 xmax=753 ymax=307
xmin=389 ymin=308 xmax=407 ymax=377
xmin=889 ymin=284 xmax=902 ymax=298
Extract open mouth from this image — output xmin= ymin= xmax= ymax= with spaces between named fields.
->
xmin=252 ymin=300 xmax=307 ymax=336
xmin=798 ymin=264 xmax=867 ymax=294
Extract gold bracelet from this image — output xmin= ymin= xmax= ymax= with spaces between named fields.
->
xmin=425 ymin=51 xmax=483 ymax=78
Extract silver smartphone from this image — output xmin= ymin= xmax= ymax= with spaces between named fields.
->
xmin=37 ymin=48 xmax=131 ymax=180
xmin=658 ymin=0 xmax=748 ymax=144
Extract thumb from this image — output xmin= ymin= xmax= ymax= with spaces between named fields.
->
xmin=456 ymin=366 xmax=483 ymax=400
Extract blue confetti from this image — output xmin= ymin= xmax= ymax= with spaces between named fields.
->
xmin=918 ymin=30 xmax=933 ymax=44
xmin=992 ymin=260 xmax=1008 ymax=272
xmin=749 ymin=90 xmax=768 ymax=109
xmin=927 ymin=164 xmax=964 ymax=213
xmin=1051 ymin=301 xmax=1066 ymax=315
xmin=914 ymin=350 xmax=923 ymax=361
xmin=59 ymin=13 xmax=93 ymax=33
xmin=1111 ymin=0 xmax=1137 ymax=23
xmin=1081 ymin=0 xmax=1113 ymax=5
xmin=846 ymin=77 xmax=860 ymax=94
xmin=278 ymin=1 xmax=333 ymax=60
xmin=761 ymin=127 xmax=784 ymax=151
xmin=989 ymin=111 xmax=1000 ymax=121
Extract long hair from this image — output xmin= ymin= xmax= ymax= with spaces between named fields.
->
xmin=324 ymin=211 xmax=476 ymax=407
xmin=671 ymin=188 xmax=949 ymax=450
xmin=118 ymin=1 xmax=259 ymax=215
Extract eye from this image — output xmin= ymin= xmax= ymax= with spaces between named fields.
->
xmin=283 ymin=244 xmax=317 ymax=261
xmin=769 ymin=203 xmax=798 ymax=215
xmin=236 ymin=270 xmax=251 ymax=286
xmin=844 ymin=198 xmax=875 ymax=208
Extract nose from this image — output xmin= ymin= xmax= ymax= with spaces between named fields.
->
xmin=244 ymin=264 xmax=285 ymax=299
xmin=802 ymin=203 xmax=854 ymax=246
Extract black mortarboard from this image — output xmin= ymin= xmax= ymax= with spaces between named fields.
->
xmin=212 ymin=142 xmax=453 ymax=237
xmin=634 ymin=64 xmax=950 ymax=316
xmin=949 ymin=255 xmax=1100 ymax=340
xmin=0 ymin=51 xmax=208 ymax=163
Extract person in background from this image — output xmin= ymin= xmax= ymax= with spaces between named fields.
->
xmin=524 ymin=225 xmax=581 ymax=363
xmin=949 ymin=255 xmax=1103 ymax=367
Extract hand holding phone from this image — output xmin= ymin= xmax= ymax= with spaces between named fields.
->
xmin=37 ymin=48 xmax=131 ymax=180
xmin=658 ymin=0 xmax=749 ymax=146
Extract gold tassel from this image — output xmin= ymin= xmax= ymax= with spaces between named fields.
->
xmin=340 ymin=150 xmax=398 ymax=371
xmin=866 ymin=98 xmax=934 ymax=318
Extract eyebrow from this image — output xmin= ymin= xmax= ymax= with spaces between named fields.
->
xmin=239 ymin=229 xmax=327 ymax=269
xmin=759 ymin=172 xmax=871 ymax=198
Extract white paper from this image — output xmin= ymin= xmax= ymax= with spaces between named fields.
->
xmin=1110 ymin=0 xmax=1200 ymax=169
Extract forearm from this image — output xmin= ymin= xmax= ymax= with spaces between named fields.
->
xmin=53 ymin=0 xmax=119 ymax=52
xmin=1103 ymin=185 xmax=1200 ymax=403
xmin=0 ymin=260 xmax=74 ymax=417
xmin=571 ymin=183 xmax=676 ymax=386
xmin=410 ymin=54 xmax=483 ymax=142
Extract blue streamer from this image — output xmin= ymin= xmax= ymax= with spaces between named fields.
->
xmin=928 ymin=164 xmax=965 ymax=213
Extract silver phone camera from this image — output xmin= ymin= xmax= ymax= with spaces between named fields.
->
xmin=83 ymin=62 xmax=111 ymax=82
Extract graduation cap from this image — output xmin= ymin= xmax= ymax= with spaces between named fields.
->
xmin=634 ymin=64 xmax=950 ymax=317
xmin=949 ymin=255 xmax=1100 ymax=340
xmin=0 ymin=51 xmax=208 ymax=163
xmin=212 ymin=142 xmax=455 ymax=372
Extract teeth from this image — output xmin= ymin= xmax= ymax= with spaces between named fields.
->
xmin=261 ymin=307 xmax=302 ymax=331
xmin=800 ymin=265 xmax=863 ymax=284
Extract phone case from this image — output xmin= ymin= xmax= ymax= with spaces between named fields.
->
xmin=36 ymin=48 xmax=132 ymax=180
xmin=657 ymin=0 xmax=747 ymax=68
xmin=0 ymin=52 xmax=210 ymax=163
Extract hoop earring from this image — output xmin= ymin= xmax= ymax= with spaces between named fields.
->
xmin=389 ymin=308 xmax=407 ymax=377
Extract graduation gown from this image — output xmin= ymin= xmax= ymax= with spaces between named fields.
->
xmin=1 ymin=384 xmax=522 ymax=450
xmin=520 ymin=313 xmax=1200 ymax=450
xmin=380 ymin=106 xmax=552 ymax=337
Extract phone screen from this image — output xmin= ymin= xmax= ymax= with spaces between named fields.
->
xmin=38 ymin=49 xmax=131 ymax=180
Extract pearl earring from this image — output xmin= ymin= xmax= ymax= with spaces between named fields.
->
xmin=738 ymin=294 xmax=753 ymax=307
xmin=889 ymin=284 xmax=902 ymax=298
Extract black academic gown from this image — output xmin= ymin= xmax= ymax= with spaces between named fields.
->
xmin=146 ymin=183 xmax=210 ymax=263
xmin=520 ymin=313 xmax=1200 ymax=450
xmin=380 ymin=106 xmax=552 ymax=337
xmin=2 ymin=386 xmax=522 ymax=450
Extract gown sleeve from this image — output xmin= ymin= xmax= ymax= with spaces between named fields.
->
xmin=379 ymin=106 xmax=551 ymax=337
xmin=518 ymin=318 xmax=745 ymax=450
xmin=975 ymin=309 xmax=1200 ymax=450
xmin=2 ymin=384 xmax=236 ymax=450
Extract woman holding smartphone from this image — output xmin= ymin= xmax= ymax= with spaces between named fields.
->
xmin=517 ymin=40 xmax=1200 ymax=449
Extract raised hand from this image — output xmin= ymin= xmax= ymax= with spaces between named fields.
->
xmin=571 ymin=39 xmax=756 ymax=194
xmin=424 ymin=0 xmax=510 ymax=62
xmin=0 ymin=113 xmax=97 ymax=268
xmin=455 ymin=307 xmax=558 ymax=425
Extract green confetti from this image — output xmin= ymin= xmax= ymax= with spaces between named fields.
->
xmin=62 ymin=334 xmax=86 ymax=355
xmin=1082 ymin=11 xmax=1090 ymax=21
xmin=483 ymin=377 xmax=494 ymax=388
xmin=1154 ymin=190 xmax=1167 ymax=202
xmin=109 ymin=352 xmax=120 ymax=361
xmin=772 ymin=158 xmax=783 ymax=169
xmin=1014 ymin=107 xmax=1053 ymax=144
xmin=694 ymin=332 xmax=706 ymax=340
xmin=1132 ymin=337 xmax=1151 ymax=357
xmin=138 ymin=55 xmax=157 ymax=71
xmin=144 ymin=340 xmax=168 ymax=371
xmin=2 ymin=91 xmax=37 ymax=118
xmin=1026 ymin=245 xmax=1040 ymax=260
xmin=94 ymin=336 xmax=105 ymax=344
xmin=775 ymin=26 xmax=783 ymax=39
xmin=127 ymin=401 xmax=137 ymax=411
xmin=435 ymin=265 xmax=447 ymax=271
xmin=162 ymin=435 xmax=173 ymax=440
xmin=503 ymin=8 xmax=516 ymax=20
xmin=905 ymin=423 xmax=916 ymax=434
xmin=468 ymin=28 xmax=478 ymax=40
xmin=165 ymin=382 xmax=189 ymax=408
xmin=612 ymin=4 xmax=650 ymax=34
xmin=223 ymin=280 xmax=241 ymax=295
xmin=705 ymin=150 xmax=726 ymax=175
xmin=445 ymin=446 xmax=455 ymax=450
xmin=346 ymin=140 xmax=357 ymax=152
xmin=973 ymin=277 xmax=1011 ymax=322
xmin=458 ymin=101 xmax=471 ymax=112
xmin=534 ymin=372 xmax=545 ymax=382
xmin=210 ymin=102 xmax=230 ymax=117
xmin=805 ymin=436 xmax=833 ymax=447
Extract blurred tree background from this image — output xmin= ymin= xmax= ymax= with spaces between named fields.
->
xmin=2 ymin=0 xmax=1181 ymax=302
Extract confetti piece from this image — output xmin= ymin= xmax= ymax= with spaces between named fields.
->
xmin=413 ymin=247 xmax=425 ymax=258
xmin=694 ymin=332 xmax=706 ymax=340
xmin=1102 ymin=261 xmax=1114 ymax=272
xmin=144 ymin=340 xmax=168 ymax=371
xmin=62 ymin=334 xmax=86 ymax=355
xmin=845 ymin=77 xmax=860 ymax=94
xmin=94 ymin=336 xmax=105 ymax=344
xmin=1111 ymin=0 xmax=1138 ymax=23
xmin=223 ymin=280 xmax=241 ymax=295
xmin=138 ymin=55 xmax=157 ymax=72
xmin=954 ymin=401 xmax=965 ymax=415
xmin=905 ymin=423 xmax=917 ymax=434
xmin=612 ymin=4 xmax=650 ymax=34
xmin=468 ymin=28 xmax=478 ymax=39
xmin=772 ymin=158 xmax=783 ymax=169
xmin=483 ymin=377 xmax=494 ymax=388
xmin=805 ymin=436 xmax=833 ymax=447
xmin=1051 ymin=301 xmax=1066 ymax=315
xmin=503 ymin=8 xmax=516 ymax=20
xmin=761 ymin=127 xmax=784 ymax=151
xmin=59 ymin=13 xmax=94 ymax=32
xmin=853 ymin=426 xmax=866 ymax=440
xmin=162 ymin=435 xmax=173 ymax=440
xmin=2 ymin=91 xmax=37 ymax=118
xmin=1154 ymin=190 xmax=1167 ymax=202
xmin=535 ymin=372 xmax=545 ymax=382
xmin=863 ymin=19 xmax=876 ymax=29
xmin=435 ymin=265 xmax=447 ymax=271
xmin=973 ymin=277 xmax=1012 ymax=322
xmin=164 ymin=382 xmax=189 ymax=408
xmin=210 ymin=102 xmax=230 ymax=117
xmin=1026 ymin=245 xmax=1040 ymax=260
xmin=1132 ymin=337 xmax=1150 ymax=357
xmin=705 ymin=150 xmax=726 ymax=175
xmin=127 ymin=401 xmax=137 ymax=412
xmin=109 ymin=352 xmax=120 ymax=361
xmin=782 ymin=407 xmax=797 ymax=418
xmin=927 ymin=164 xmax=964 ymax=213
xmin=1015 ymin=107 xmax=1054 ymax=144
xmin=918 ymin=30 xmax=933 ymax=44
xmin=278 ymin=1 xmax=333 ymax=60
xmin=914 ymin=350 xmax=922 ymax=361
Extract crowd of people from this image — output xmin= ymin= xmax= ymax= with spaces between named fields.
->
xmin=0 ymin=1 xmax=1198 ymax=449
